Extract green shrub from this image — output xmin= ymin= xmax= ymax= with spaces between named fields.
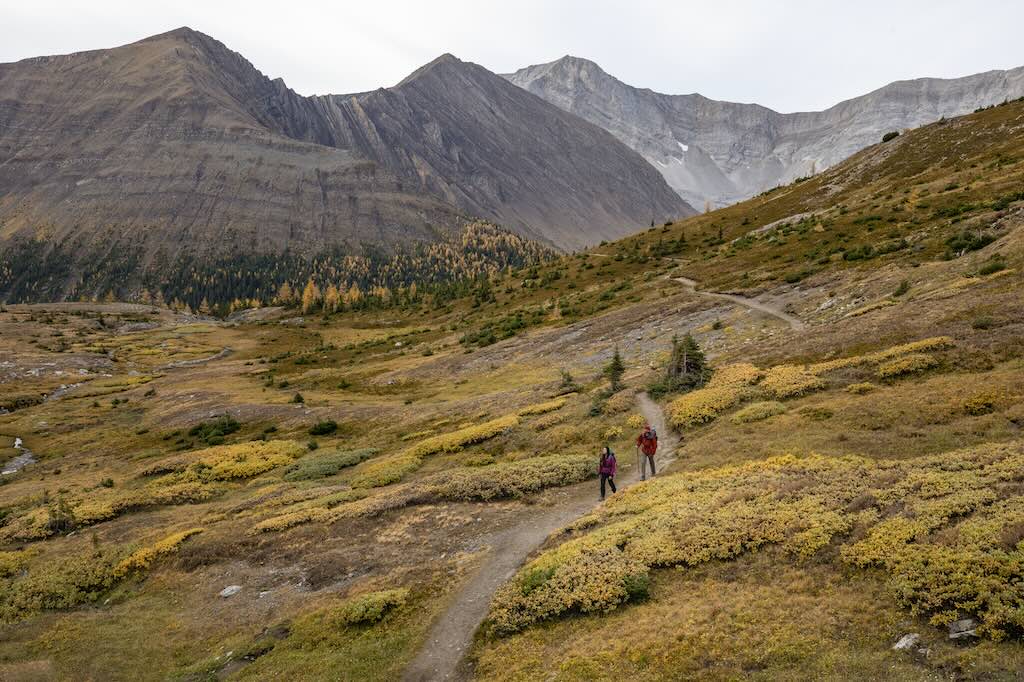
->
xmin=283 ymin=449 xmax=376 ymax=481
xmin=945 ymin=230 xmax=994 ymax=258
xmin=978 ymin=260 xmax=1006 ymax=276
xmin=187 ymin=416 xmax=241 ymax=445
xmin=324 ymin=588 xmax=410 ymax=627
xmin=309 ymin=420 xmax=338 ymax=436
xmin=881 ymin=131 xmax=900 ymax=143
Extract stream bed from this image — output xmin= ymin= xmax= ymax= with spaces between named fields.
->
xmin=2 ymin=437 xmax=36 ymax=475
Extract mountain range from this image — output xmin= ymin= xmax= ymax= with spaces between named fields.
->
xmin=507 ymin=56 xmax=1024 ymax=209
xmin=1 ymin=27 xmax=1022 ymax=305
xmin=0 ymin=28 xmax=688 ymax=298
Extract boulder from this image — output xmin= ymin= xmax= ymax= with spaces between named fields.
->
xmin=219 ymin=585 xmax=242 ymax=598
xmin=948 ymin=618 xmax=978 ymax=640
xmin=892 ymin=633 xmax=920 ymax=651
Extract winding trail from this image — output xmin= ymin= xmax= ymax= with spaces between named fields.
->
xmin=672 ymin=277 xmax=806 ymax=331
xmin=403 ymin=394 xmax=676 ymax=681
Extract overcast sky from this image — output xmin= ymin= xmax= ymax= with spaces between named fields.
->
xmin=3 ymin=0 xmax=1022 ymax=112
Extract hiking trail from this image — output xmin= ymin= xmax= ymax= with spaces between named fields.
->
xmin=402 ymin=393 xmax=677 ymax=681
xmin=671 ymin=276 xmax=806 ymax=331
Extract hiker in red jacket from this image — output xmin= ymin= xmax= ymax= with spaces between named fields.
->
xmin=636 ymin=422 xmax=658 ymax=481
xmin=598 ymin=446 xmax=617 ymax=501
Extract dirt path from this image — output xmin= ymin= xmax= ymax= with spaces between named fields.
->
xmin=402 ymin=393 xmax=677 ymax=681
xmin=672 ymin=276 xmax=806 ymax=331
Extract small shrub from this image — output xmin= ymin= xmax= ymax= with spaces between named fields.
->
xmin=403 ymin=414 xmax=519 ymax=459
xmin=972 ymin=316 xmax=998 ymax=330
xmin=603 ymin=426 xmax=623 ymax=442
xmin=332 ymin=588 xmax=410 ymax=625
xmin=291 ymin=393 xmax=305 ymax=404
xmin=518 ymin=398 xmax=568 ymax=416
xmin=761 ymin=366 xmax=826 ymax=399
xmin=668 ymin=386 xmax=748 ymax=428
xmin=626 ymin=414 xmax=646 ymax=429
xmin=963 ymin=393 xmax=1000 ymax=416
xmin=799 ymin=406 xmax=834 ymax=421
xmin=309 ymin=420 xmax=338 ymax=436
xmin=893 ymin=280 xmax=910 ymax=297
xmin=846 ymin=382 xmax=876 ymax=395
xmin=978 ymin=260 xmax=1006 ymax=276
xmin=349 ymin=453 xmax=423 ymax=489
xmin=187 ymin=416 xmax=241 ymax=446
xmin=731 ymin=401 xmax=786 ymax=424
xmin=877 ymin=353 xmax=939 ymax=380
xmin=114 ymin=528 xmax=203 ymax=577
xmin=283 ymin=448 xmax=376 ymax=481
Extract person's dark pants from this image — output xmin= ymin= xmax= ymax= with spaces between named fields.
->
xmin=641 ymin=453 xmax=656 ymax=479
xmin=600 ymin=473 xmax=616 ymax=499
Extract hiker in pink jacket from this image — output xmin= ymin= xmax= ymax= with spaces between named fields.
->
xmin=598 ymin=446 xmax=617 ymax=501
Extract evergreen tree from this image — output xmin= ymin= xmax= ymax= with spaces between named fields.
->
xmin=649 ymin=333 xmax=710 ymax=397
xmin=604 ymin=346 xmax=625 ymax=392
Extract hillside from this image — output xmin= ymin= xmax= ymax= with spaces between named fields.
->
xmin=0 ymin=98 xmax=1022 ymax=680
xmin=507 ymin=56 xmax=1024 ymax=209
xmin=0 ymin=29 xmax=690 ymax=305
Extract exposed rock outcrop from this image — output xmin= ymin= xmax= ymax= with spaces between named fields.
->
xmin=506 ymin=56 xmax=1024 ymax=209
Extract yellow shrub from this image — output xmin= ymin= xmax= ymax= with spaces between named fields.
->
xmin=626 ymin=414 xmax=646 ymax=430
xmin=255 ymin=454 xmax=596 ymax=533
xmin=518 ymin=397 xmax=569 ymax=416
xmin=810 ymin=336 xmax=953 ymax=374
xmin=425 ymin=453 xmax=595 ymax=501
xmin=114 ymin=528 xmax=203 ymax=577
xmin=0 ymin=549 xmax=33 ymax=578
xmin=668 ymin=386 xmax=747 ymax=428
xmin=252 ymin=507 xmax=332 ymax=533
xmin=730 ymin=401 xmax=786 ymax=424
xmin=143 ymin=440 xmax=305 ymax=481
xmin=349 ymin=452 xmax=423 ymax=489
xmin=533 ymin=413 xmax=566 ymax=431
xmin=487 ymin=548 xmax=648 ymax=636
xmin=760 ymin=365 xmax=827 ymax=399
xmin=845 ymin=382 xmax=876 ymax=394
xmin=74 ymin=481 xmax=218 ymax=527
xmin=963 ymin=392 xmax=1004 ymax=416
xmin=603 ymin=426 xmax=624 ymax=441
xmin=485 ymin=441 xmax=1024 ymax=638
xmin=707 ymin=363 xmax=763 ymax=388
xmin=404 ymin=415 xmax=519 ymax=459
xmin=876 ymin=353 xmax=939 ymax=380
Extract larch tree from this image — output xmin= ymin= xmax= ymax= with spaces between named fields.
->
xmin=301 ymin=279 xmax=321 ymax=314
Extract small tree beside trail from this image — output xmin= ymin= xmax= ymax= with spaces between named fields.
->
xmin=604 ymin=347 xmax=625 ymax=392
xmin=649 ymin=333 xmax=710 ymax=398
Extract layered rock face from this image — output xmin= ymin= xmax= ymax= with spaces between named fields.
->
xmin=0 ymin=28 xmax=693 ymax=281
xmin=506 ymin=57 xmax=1024 ymax=209
xmin=0 ymin=28 xmax=464 ymax=269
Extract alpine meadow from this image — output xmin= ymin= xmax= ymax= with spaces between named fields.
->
xmin=1 ymin=12 xmax=1024 ymax=682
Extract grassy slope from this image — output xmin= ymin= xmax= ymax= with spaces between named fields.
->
xmin=0 ymin=101 xmax=1021 ymax=680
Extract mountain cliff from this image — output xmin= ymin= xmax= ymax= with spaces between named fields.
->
xmin=0 ymin=29 xmax=692 ymax=303
xmin=506 ymin=56 xmax=1024 ymax=209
